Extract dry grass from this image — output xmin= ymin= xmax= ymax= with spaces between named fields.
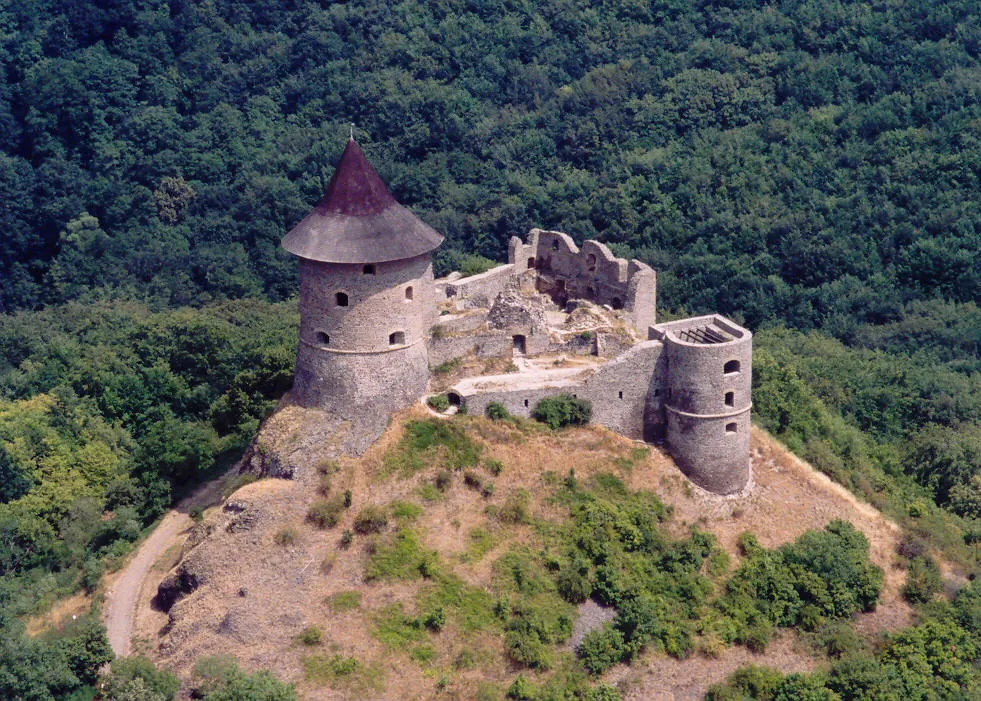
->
xmin=133 ymin=408 xmax=917 ymax=700
xmin=24 ymin=591 xmax=93 ymax=637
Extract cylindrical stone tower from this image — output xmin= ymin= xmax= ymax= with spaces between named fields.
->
xmin=282 ymin=138 xmax=443 ymax=418
xmin=660 ymin=317 xmax=752 ymax=494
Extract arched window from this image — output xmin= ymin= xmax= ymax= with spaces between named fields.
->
xmin=335 ymin=292 xmax=349 ymax=307
xmin=363 ymin=264 xmax=376 ymax=275
xmin=316 ymin=331 xmax=329 ymax=345
xmin=725 ymin=391 xmax=734 ymax=407
xmin=405 ymin=286 xmax=414 ymax=301
xmin=586 ymin=253 xmax=597 ymax=272
xmin=726 ymin=422 xmax=738 ymax=434
xmin=724 ymin=359 xmax=740 ymax=375
xmin=389 ymin=331 xmax=405 ymax=345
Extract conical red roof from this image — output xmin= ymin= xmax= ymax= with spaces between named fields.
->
xmin=282 ymin=139 xmax=444 ymax=264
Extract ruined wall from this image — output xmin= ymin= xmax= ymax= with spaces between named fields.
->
xmin=427 ymin=333 xmax=512 ymax=368
xmin=441 ymin=264 xmax=514 ymax=308
xmin=456 ymin=342 xmax=665 ymax=441
xmin=529 ymin=229 xmax=655 ymax=333
xmin=652 ymin=316 xmax=753 ymax=494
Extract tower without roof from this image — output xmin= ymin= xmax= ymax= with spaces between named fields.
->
xmin=282 ymin=138 xmax=443 ymax=418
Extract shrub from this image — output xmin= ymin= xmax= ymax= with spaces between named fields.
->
xmin=299 ymin=626 xmax=323 ymax=646
xmin=486 ymin=402 xmax=510 ymax=420
xmin=557 ymin=563 xmax=593 ymax=603
xmin=532 ymin=394 xmax=592 ymax=430
xmin=274 ymin=528 xmax=298 ymax=546
xmin=340 ymin=529 xmax=353 ymax=548
xmin=306 ymin=498 xmax=345 ymax=529
xmin=903 ymin=555 xmax=942 ymax=604
xmin=427 ymin=394 xmax=450 ymax=412
xmin=577 ymin=626 xmax=626 ymax=675
xmin=316 ymin=476 xmax=331 ymax=496
xmin=343 ymin=489 xmax=352 ymax=507
xmin=485 ymin=459 xmax=503 ymax=476
xmin=435 ymin=469 xmax=453 ymax=491
xmin=424 ymin=607 xmax=446 ymax=631
xmin=463 ymin=470 xmax=483 ymax=489
xmin=354 ymin=506 xmax=388 ymax=534
xmin=103 ymin=656 xmax=181 ymax=701
xmin=497 ymin=490 xmax=530 ymax=524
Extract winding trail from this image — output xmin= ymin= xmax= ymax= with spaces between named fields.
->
xmin=103 ymin=473 xmax=233 ymax=657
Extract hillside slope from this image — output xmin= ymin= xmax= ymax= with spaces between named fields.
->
xmin=128 ymin=406 xmax=911 ymax=700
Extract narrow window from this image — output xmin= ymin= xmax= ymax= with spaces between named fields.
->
xmin=527 ymin=256 xmax=536 ymax=269
xmin=405 ymin=286 xmax=414 ymax=300
xmin=725 ymin=391 xmax=734 ymax=407
xmin=724 ymin=359 xmax=740 ymax=375
xmin=335 ymin=292 xmax=349 ymax=307
xmin=524 ymin=399 xmax=529 ymax=408
xmin=586 ymin=253 xmax=597 ymax=273
xmin=389 ymin=331 xmax=405 ymax=345
xmin=363 ymin=264 xmax=376 ymax=275
xmin=653 ymin=389 xmax=661 ymax=397
xmin=551 ymin=240 xmax=560 ymax=251
xmin=726 ymin=422 xmax=738 ymax=434
xmin=618 ymin=391 xmax=623 ymax=399
xmin=611 ymin=297 xmax=624 ymax=310
xmin=316 ymin=331 xmax=329 ymax=345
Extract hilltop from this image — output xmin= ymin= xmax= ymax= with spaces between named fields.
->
xmin=116 ymin=405 xmax=913 ymax=700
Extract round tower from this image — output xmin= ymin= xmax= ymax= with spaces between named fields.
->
xmin=660 ymin=317 xmax=752 ymax=494
xmin=282 ymin=139 xmax=443 ymax=417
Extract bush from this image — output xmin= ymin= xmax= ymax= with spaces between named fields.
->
xmin=486 ymin=402 xmax=510 ymax=420
xmin=353 ymin=506 xmax=388 ymax=534
xmin=306 ymin=498 xmax=345 ymax=529
xmin=463 ymin=470 xmax=483 ymax=489
xmin=103 ymin=656 xmax=181 ymax=701
xmin=532 ymin=394 xmax=592 ymax=430
xmin=427 ymin=394 xmax=450 ymax=412
xmin=274 ymin=528 xmax=298 ymax=546
xmin=577 ymin=626 xmax=626 ymax=675
xmin=298 ymin=626 xmax=322 ymax=646
xmin=903 ymin=555 xmax=942 ymax=604
xmin=435 ymin=469 xmax=453 ymax=491
xmin=485 ymin=459 xmax=504 ymax=476
xmin=424 ymin=607 xmax=446 ymax=631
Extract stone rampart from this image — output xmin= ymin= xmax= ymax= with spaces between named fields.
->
xmin=441 ymin=264 xmax=514 ymax=307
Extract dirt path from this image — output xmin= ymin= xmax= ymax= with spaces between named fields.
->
xmin=103 ymin=472 xmax=234 ymax=657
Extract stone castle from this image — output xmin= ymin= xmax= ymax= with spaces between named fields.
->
xmin=281 ymin=139 xmax=752 ymax=495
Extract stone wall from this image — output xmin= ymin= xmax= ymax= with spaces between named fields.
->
xmin=427 ymin=333 xmax=512 ymax=368
xmin=528 ymin=229 xmax=656 ymax=333
xmin=440 ymin=264 xmax=514 ymax=308
xmin=454 ymin=342 xmax=665 ymax=441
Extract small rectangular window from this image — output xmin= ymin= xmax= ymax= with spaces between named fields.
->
xmin=363 ymin=264 xmax=376 ymax=275
xmin=725 ymin=391 xmax=734 ymax=407
xmin=726 ymin=422 xmax=738 ymax=434
xmin=618 ymin=391 xmax=623 ymax=399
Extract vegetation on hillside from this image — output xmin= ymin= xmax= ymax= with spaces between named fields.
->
xmin=3 ymin=0 xmax=981 ymax=696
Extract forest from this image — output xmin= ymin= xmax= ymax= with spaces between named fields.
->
xmin=3 ymin=0 xmax=981 ymax=698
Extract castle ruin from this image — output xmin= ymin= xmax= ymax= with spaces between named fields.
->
xmin=281 ymin=139 xmax=752 ymax=495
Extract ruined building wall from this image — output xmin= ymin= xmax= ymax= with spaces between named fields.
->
xmin=457 ymin=342 xmax=666 ymax=441
xmin=526 ymin=229 xmax=656 ymax=333
xmin=652 ymin=316 xmax=752 ymax=494
xmin=292 ymin=254 xmax=433 ymax=415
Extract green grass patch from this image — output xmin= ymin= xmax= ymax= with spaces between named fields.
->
xmin=391 ymin=500 xmax=423 ymax=523
xmin=417 ymin=482 xmax=444 ymax=502
xmin=373 ymin=604 xmax=427 ymax=648
xmin=328 ymin=590 xmax=361 ymax=612
xmin=409 ymin=644 xmax=436 ymax=665
xmin=461 ymin=526 xmax=496 ymax=563
xmin=382 ymin=419 xmax=483 ymax=476
xmin=302 ymin=654 xmax=385 ymax=694
xmin=418 ymin=574 xmax=497 ymax=633
xmin=366 ymin=528 xmax=439 ymax=581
